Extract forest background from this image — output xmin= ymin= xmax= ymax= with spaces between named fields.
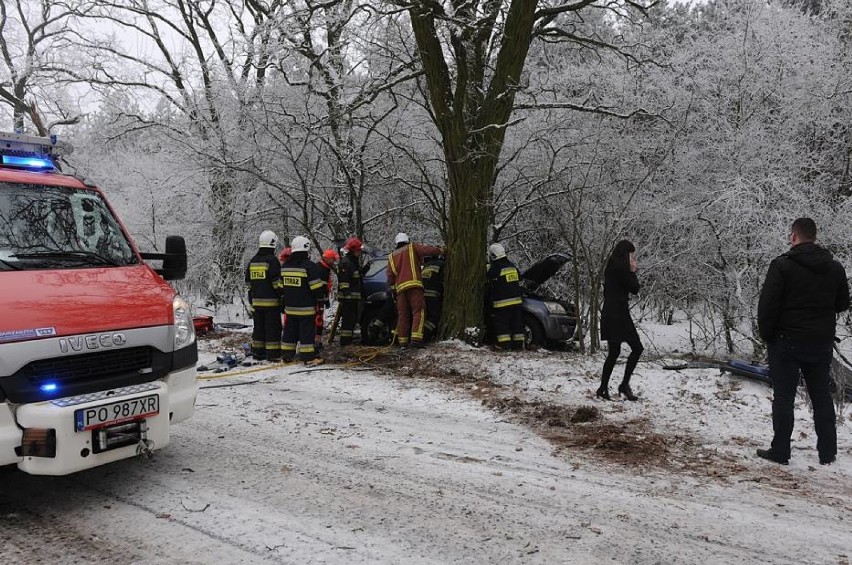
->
xmin=2 ymin=0 xmax=850 ymax=356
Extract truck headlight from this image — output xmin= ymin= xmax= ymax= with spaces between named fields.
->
xmin=173 ymin=295 xmax=196 ymax=350
xmin=544 ymin=301 xmax=567 ymax=315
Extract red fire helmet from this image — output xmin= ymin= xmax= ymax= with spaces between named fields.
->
xmin=278 ymin=247 xmax=292 ymax=262
xmin=322 ymin=248 xmax=340 ymax=262
xmin=344 ymin=237 xmax=362 ymax=252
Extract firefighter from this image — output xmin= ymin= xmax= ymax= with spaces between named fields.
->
xmin=280 ymin=236 xmax=327 ymax=364
xmin=278 ymin=246 xmax=292 ymax=329
xmin=337 ymin=237 xmax=365 ymax=346
xmin=486 ymin=243 xmax=524 ymax=350
xmin=422 ymin=254 xmax=445 ymax=341
xmin=314 ymin=248 xmax=340 ymax=349
xmin=245 ymin=230 xmax=284 ymax=361
xmin=387 ymin=232 xmax=444 ymax=347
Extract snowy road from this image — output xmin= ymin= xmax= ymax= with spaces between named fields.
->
xmin=1 ymin=355 xmax=850 ymax=564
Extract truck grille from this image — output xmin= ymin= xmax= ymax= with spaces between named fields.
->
xmin=2 ymin=342 xmax=195 ymax=405
xmin=23 ymin=347 xmax=153 ymax=387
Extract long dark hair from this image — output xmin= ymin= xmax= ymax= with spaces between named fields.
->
xmin=606 ymin=239 xmax=635 ymax=270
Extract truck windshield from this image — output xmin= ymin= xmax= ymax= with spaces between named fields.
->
xmin=0 ymin=182 xmax=138 ymax=270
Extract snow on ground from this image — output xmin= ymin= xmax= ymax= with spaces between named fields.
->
xmin=185 ymin=318 xmax=851 ymax=562
xmin=1 ymin=319 xmax=850 ymax=564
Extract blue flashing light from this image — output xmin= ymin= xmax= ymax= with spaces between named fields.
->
xmin=1 ymin=155 xmax=55 ymax=170
xmin=39 ymin=382 xmax=59 ymax=393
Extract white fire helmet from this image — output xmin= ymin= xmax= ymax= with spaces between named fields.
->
xmin=259 ymin=230 xmax=278 ymax=248
xmin=488 ymin=243 xmax=506 ymax=260
xmin=395 ymin=232 xmax=410 ymax=245
xmin=291 ymin=235 xmax=311 ymax=253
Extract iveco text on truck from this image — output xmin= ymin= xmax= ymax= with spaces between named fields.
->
xmin=0 ymin=132 xmax=198 ymax=475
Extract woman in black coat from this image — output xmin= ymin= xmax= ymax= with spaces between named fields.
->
xmin=597 ymin=240 xmax=643 ymax=401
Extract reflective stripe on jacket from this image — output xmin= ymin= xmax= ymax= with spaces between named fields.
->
xmin=280 ymin=256 xmax=326 ymax=316
xmin=486 ymin=257 xmax=523 ymax=309
xmin=387 ymin=242 xmax=443 ymax=293
xmin=338 ymin=254 xmax=362 ymax=300
xmin=422 ymin=257 xmax=444 ymax=299
xmin=245 ymin=248 xmax=283 ymax=309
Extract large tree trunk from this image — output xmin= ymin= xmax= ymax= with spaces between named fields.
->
xmin=210 ymin=173 xmax=243 ymax=301
xmin=441 ymin=155 xmax=491 ymax=338
xmin=408 ymin=0 xmax=538 ymax=339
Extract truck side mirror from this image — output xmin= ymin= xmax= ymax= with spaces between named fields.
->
xmin=141 ymin=235 xmax=188 ymax=280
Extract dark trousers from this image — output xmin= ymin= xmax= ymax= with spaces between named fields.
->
xmin=492 ymin=305 xmax=524 ymax=350
xmin=339 ymin=300 xmax=359 ymax=346
xmin=251 ymin=307 xmax=282 ymax=361
xmin=601 ymin=336 xmax=643 ymax=389
xmin=424 ymin=297 xmax=442 ymax=340
xmin=282 ymin=315 xmax=318 ymax=361
xmin=767 ymin=340 xmax=836 ymax=461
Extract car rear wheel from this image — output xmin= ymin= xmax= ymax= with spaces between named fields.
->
xmin=361 ymin=307 xmax=392 ymax=345
xmin=523 ymin=315 xmax=546 ymax=348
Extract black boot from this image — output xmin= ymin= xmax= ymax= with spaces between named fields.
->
xmin=618 ymin=383 xmax=638 ymax=401
xmin=756 ymin=448 xmax=789 ymax=465
xmin=596 ymin=365 xmax=612 ymax=400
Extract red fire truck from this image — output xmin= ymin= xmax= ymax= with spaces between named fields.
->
xmin=0 ymin=132 xmax=198 ymax=475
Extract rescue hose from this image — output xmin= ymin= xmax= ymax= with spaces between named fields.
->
xmin=200 ymin=380 xmax=261 ymax=389
xmin=340 ymin=344 xmax=398 ymax=367
xmin=196 ymin=361 xmax=294 ymax=380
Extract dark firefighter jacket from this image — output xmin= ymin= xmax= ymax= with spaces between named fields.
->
xmin=422 ymin=257 xmax=445 ymax=300
xmin=757 ymin=242 xmax=850 ymax=343
xmin=486 ymin=257 xmax=523 ymax=309
xmin=338 ymin=254 xmax=363 ymax=301
xmin=245 ymin=248 xmax=283 ymax=308
xmin=280 ymin=253 xmax=326 ymax=317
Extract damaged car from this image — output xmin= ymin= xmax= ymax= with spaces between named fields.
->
xmin=359 ymin=252 xmax=576 ymax=349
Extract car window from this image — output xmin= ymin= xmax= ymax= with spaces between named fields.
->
xmin=364 ymin=258 xmax=387 ymax=278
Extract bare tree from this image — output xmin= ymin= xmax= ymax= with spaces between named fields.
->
xmin=393 ymin=0 xmax=656 ymax=339
xmin=0 ymin=0 xmax=88 ymax=133
xmin=255 ymin=0 xmax=422 ymax=243
xmin=64 ymin=0 xmax=286 ymax=301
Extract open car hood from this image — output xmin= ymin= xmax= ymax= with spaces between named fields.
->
xmin=521 ymin=253 xmax=571 ymax=291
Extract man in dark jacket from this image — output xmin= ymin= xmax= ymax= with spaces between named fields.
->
xmin=245 ymin=230 xmax=284 ymax=361
xmin=281 ymin=236 xmax=327 ymax=364
xmin=756 ymin=217 xmax=849 ymax=466
xmin=486 ymin=243 xmax=524 ymax=350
